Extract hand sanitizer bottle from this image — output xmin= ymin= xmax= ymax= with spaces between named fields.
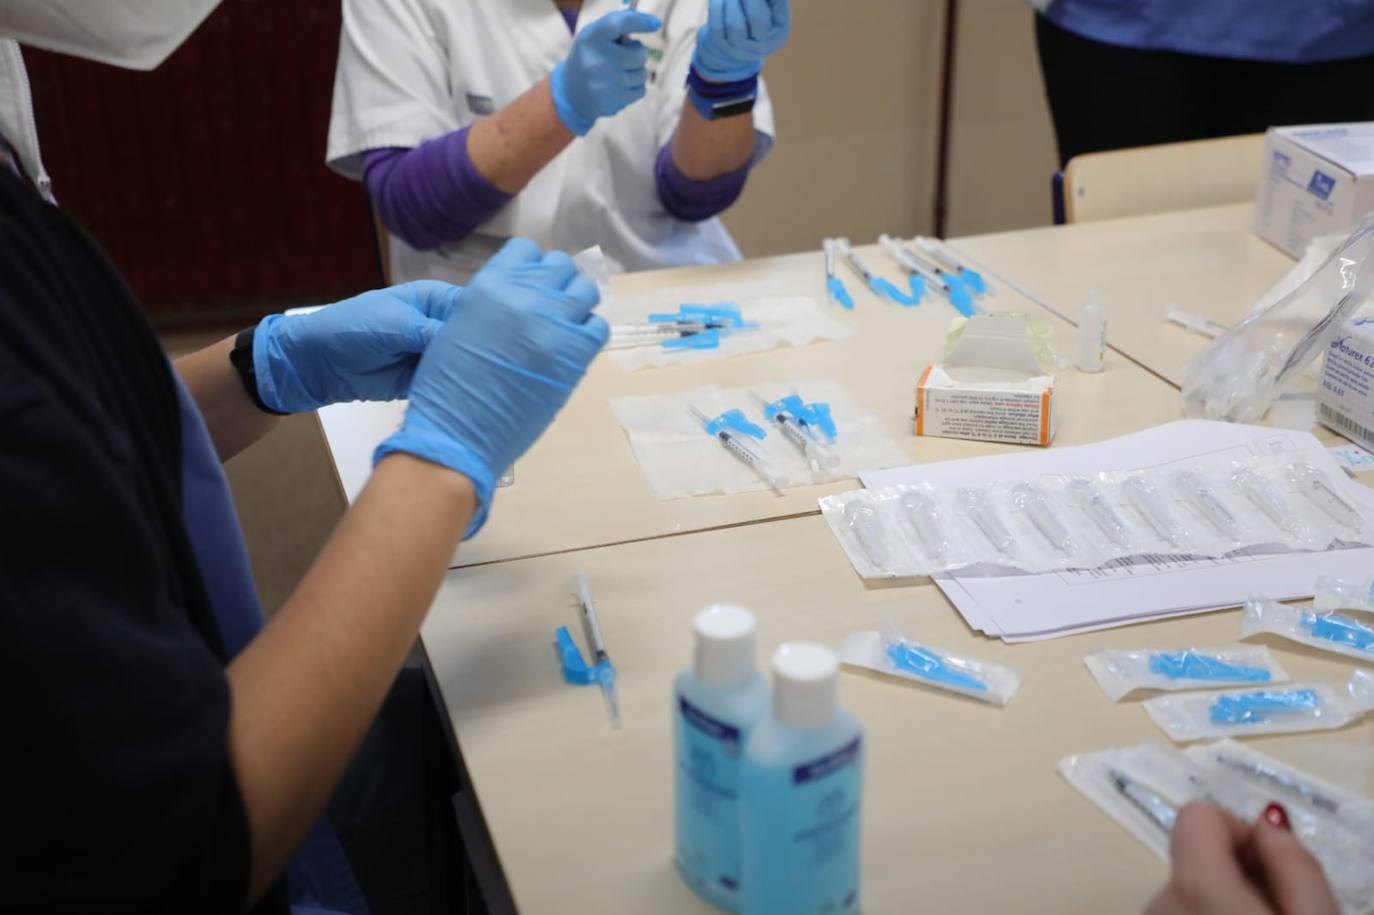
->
xmin=740 ymin=643 xmax=864 ymax=915
xmin=674 ymin=605 xmax=770 ymax=911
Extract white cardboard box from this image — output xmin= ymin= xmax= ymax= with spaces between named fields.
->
xmin=1254 ymin=123 xmax=1374 ymax=258
xmin=1318 ymin=316 xmax=1374 ymax=450
xmin=914 ymin=316 xmax=1056 ymax=447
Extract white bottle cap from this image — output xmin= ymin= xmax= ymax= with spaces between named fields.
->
xmin=692 ymin=604 xmax=758 ymax=686
xmin=771 ymin=642 xmax=839 ymax=729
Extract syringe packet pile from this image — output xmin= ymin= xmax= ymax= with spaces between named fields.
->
xmin=1059 ymin=740 xmax=1374 ymax=914
xmin=820 ymin=449 xmax=1373 ymax=579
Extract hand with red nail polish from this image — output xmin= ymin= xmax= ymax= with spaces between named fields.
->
xmin=1142 ymin=802 xmax=1339 ymax=915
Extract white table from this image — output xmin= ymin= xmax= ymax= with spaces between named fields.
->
xmin=320 ymin=247 xmax=1185 ymax=567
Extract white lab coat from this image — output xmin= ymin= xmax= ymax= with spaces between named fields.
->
xmin=326 ymin=0 xmax=775 ymax=284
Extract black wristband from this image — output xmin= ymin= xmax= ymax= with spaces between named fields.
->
xmin=229 ymin=326 xmax=289 ymax=415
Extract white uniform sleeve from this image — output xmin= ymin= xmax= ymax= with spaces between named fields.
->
xmin=326 ymin=0 xmax=463 ymax=179
xmin=653 ymin=0 xmax=776 ymax=161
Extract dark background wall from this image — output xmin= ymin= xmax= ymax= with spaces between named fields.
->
xmin=22 ymin=0 xmax=382 ymax=324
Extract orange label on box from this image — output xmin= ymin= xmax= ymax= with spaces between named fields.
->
xmin=913 ymin=363 xmax=1055 ymax=447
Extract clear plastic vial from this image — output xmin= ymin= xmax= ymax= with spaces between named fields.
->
xmin=739 ymin=643 xmax=864 ymax=915
xmin=1078 ymin=291 xmax=1106 ymax=373
xmin=673 ymin=605 xmax=770 ymax=912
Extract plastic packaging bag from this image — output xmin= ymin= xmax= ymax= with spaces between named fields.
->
xmin=1062 ymin=740 xmax=1374 ymax=914
xmin=1185 ymin=740 xmax=1374 ymax=913
xmin=1143 ymin=670 xmax=1374 ymax=741
xmin=818 ymin=450 xmax=1373 ymax=580
xmin=1242 ymin=595 xmax=1374 ymax=663
xmin=1315 ymin=574 xmax=1374 ymax=612
xmin=1084 ymin=647 xmax=1288 ymax=702
xmin=1186 ymin=739 xmax=1374 ymax=847
xmin=1183 ymin=213 xmax=1374 ymax=423
xmin=837 ymin=619 xmax=1021 ymax=706
xmin=1057 ymin=742 xmax=1208 ymax=856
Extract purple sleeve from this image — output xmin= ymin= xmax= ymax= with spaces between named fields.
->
xmin=361 ymin=127 xmax=513 ymax=251
xmin=654 ymin=141 xmax=754 ymax=223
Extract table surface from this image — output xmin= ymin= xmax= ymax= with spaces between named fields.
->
xmin=421 ymin=514 xmax=1374 ymax=915
xmin=341 ymin=208 xmax=1373 ymax=914
xmin=320 ymin=246 xmax=1184 ymax=568
xmin=951 ymin=202 xmax=1297 ymax=388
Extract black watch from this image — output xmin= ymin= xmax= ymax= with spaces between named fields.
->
xmin=229 ymin=326 xmax=288 ymax=415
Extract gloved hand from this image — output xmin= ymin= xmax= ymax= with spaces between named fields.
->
xmin=253 ymin=281 xmax=461 ymax=414
xmin=692 ymin=0 xmax=791 ymax=83
xmin=550 ymin=9 xmax=663 ymax=136
xmin=374 ymin=238 xmax=609 ymax=535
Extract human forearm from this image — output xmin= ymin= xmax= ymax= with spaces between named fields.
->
xmin=174 ymin=335 xmax=280 ymax=462
xmin=226 ymin=453 xmax=474 ymax=902
xmin=670 ymin=101 xmax=756 ymax=180
xmin=467 ymin=78 xmax=575 ymax=194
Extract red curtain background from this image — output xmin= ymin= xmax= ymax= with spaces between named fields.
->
xmin=21 ymin=0 xmax=381 ymax=323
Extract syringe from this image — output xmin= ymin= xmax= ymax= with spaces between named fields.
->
xmin=751 ymin=390 xmax=840 ymax=474
xmin=689 ymin=405 xmax=789 ymax=493
xmin=879 ymin=234 xmax=973 ymax=316
xmin=822 ymin=238 xmax=855 ymax=309
xmin=572 ymin=572 xmax=622 ymax=730
xmin=914 ymin=237 xmax=988 ymax=294
xmin=608 ymin=321 xmax=716 ymax=346
xmin=834 ymin=238 xmax=918 ymax=305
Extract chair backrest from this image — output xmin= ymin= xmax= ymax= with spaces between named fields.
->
xmin=1062 ymin=133 xmax=1267 ymax=223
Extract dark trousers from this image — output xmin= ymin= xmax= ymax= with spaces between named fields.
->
xmin=328 ymin=667 xmax=487 ymax=915
xmin=1035 ymin=14 xmax=1374 ymax=168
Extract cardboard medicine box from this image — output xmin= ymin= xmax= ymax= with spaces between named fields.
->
xmin=915 ymin=315 xmax=1056 ymax=447
xmin=1318 ymin=316 xmax=1374 ymax=450
xmin=1254 ymin=123 xmax=1374 ymax=258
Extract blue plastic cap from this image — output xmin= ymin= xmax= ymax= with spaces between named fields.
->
xmin=555 ymin=626 xmax=594 ymax=685
xmin=1208 ymin=688 xmax=1320 ymax=725
xmin=555 ymin=626 xmax=617 ymax=686
xmin=827 ymin=276 xmax=855 ymax=310
xmin=681 ymin=302 xmax=748 ymax=327
xmin=870 ymin=276 xmax=918 ymax=306
xmin=1148 ymin=650 xmax=1271 ymax=682
xmin=706 ymin=408 xmax=766 ymax=440
xmin=885 ymin=641 xmax=986 ymax=692
xmin=960 ymin=268 xmax=987 ymax=294
xmin=949 ymin=288 xmax=976 ymax=317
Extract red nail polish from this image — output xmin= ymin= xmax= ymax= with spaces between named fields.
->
xmin=1263 ymin=802 xmax=1291 ymax=831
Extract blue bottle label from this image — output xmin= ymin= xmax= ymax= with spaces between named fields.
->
xmin=676 ymin=697 xmax=746 ymax=903
xmin=793 ymin=736 xmax=862 ymax=784
xmin=785 ymin=736 xmax=863 ymax=911
xmin=681 ymin=697 xmax=743 ymax=755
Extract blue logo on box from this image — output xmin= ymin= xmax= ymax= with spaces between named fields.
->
xmin=1272 ymin=150 xmax=1291 ymax=171
xmin=1308 ymin=170 xmax=1336 ymax=200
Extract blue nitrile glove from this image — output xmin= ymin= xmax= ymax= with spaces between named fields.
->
xmin=692 ymin=0 xmax=790 ymax=82
xmin=550 ymin=9 xmax=663 ymax=136
xmin=374 ymin=239 xmax=609 ymax=536
xmin=253 ymin=281 xmax=461 ymax=413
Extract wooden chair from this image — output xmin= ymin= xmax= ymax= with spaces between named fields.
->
xmin=1059 ymin=133 xmax=1267 ymax=224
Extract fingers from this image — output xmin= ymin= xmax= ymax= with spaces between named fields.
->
xmin=769 ymin=0 xmax=790 ymax=32
xmin=483 ymin=237 xmax=543 ymax=272
xmin=521 ymin=249 xmax=579 ymax=290
xmin=592 ymin=9 xmax=662 ymax=40
xmin=387 ymin=279 xmax=464 ymax=321
xmin=582 ymin=313 xmax=611 ymax=347
xmin=738 ymin=0 xmax=776 ymax=41
xmin=1249 ymin=813 xmax=1341 ymax=915
xmin=409 ymin=317 xmax=445 ymax=352
xmin=1166 ymin=803 xmax=1271 ymax=912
